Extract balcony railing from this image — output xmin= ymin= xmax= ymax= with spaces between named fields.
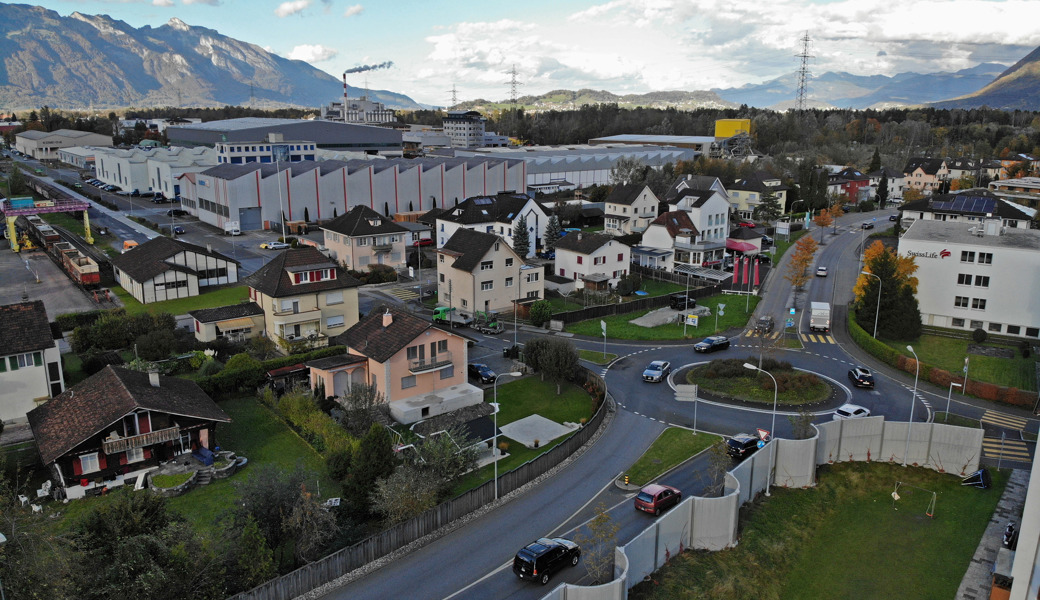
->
xmin=271 ymin=305 xmax=320 ymax=317
xmin=280 ymin=331 xmax=329 ymax=349
xmin=372 ymin=242 xmax=393 ymax=252
xmin=102 ymin=426 xmax=180 ymax=455
xmin=408 ymin=352 xmax=453 ymax=373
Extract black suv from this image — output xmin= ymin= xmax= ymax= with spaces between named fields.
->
xmin=848 ymin=367 xmax=875 ymax=389
xmin=669 ymin=292 xmax=697 ymax=310
xmin=727 ymin=433 xmax=762 ymax=460
xmin=754 ymin=315 xmax=774 ymax=334
xmin=468 ymin=363 xmax=496 ymax=384
xmin=513 ymin=537 xmax=581 ymax=585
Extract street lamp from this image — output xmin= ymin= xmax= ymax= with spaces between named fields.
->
xmin=860 ymin=271 xmax=882 ymax=338
xmin=904 ymin=345 xmax=920 ymax=467
xmin=945 ymin=382 xmax=962 ymax=423
xmin=743 ymin=362 xmax=778 ymax=497
xmin=493 ymin=371 xmax=523 ymax=501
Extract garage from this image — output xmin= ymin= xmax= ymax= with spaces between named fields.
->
xmin=239 ymin=207 xmax=262 ymax=231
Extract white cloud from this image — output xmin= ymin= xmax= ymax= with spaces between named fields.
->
xmin=152 ymin=0 xmax=174 ymax=5
xmin=343 ymin=4 xmax=363 ymax=18
xmin=275 ymin=0 xmax=311 ymax=18
xmin=287 ymin=44 xmax=338 ymax=63
xmin=182 ymin=0 xmax=220 ymax=5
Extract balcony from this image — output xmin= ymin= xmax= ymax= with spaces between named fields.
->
xmin=279 ymin=331 xmax=329 ymax=350
xmin=372 ymin=242 xmax=394 ymax=253
xmin=102 ymin=426 xmax=180 ymax=455
xmin=408 ymin=352 xmax=454 ymax=373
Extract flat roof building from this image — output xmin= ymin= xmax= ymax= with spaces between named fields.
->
xmin=166 ymin=117 xmax=401 ymax=155
xmin=15 ymin=129 xmax=113 ymax=160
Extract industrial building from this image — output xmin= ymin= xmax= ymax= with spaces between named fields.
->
xmin=166 ymin=117 xmax=402 ymax=155
xmin=92 ymin=146 xmax=217 ymax=198
xmin=14 ymin=129 xmax=112 ymax=160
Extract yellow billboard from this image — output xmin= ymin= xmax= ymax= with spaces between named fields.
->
xmin=715 ymin=119 xmax=751 ymax=139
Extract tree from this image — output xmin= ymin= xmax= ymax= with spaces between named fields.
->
xmin=903 ymin=187 xmax=925 ymax=203
xmin=785 ymin=235 xmax=817 ymax=308
xmin=867 ymin=147 xmax=882 ymax=173
xmin=788 ymin=407 xmax=816 ymax=440
xmin=233 ymin=463 xmax=311 ymax=558
xmin=413 ymin=423 xmax=480 ymax=494
xmin=703 ymin=442 xmax=731 ymax=497
xmin=854 ymin=242 xmax=921 ymax=340
xmin=574 ymin=503 xmax=620 ymax=584
xmin=226 ymin=516 xmax=276 ymax=594
xmin=247 ymin=335 xmax=278 ymax=360
xmin=529 ymin=299 xmax=553 ymax=327
xmin=512 ymin=214 xmax=530 ymax=257
xmin=6 ymin=163 xmax=28 ymax=195
xmin=282 ymin=487 xmax=337 ymax=562
xmin=134 ymin=328 xmax=176 ymax=361
xmin=539 ymin=337 xmax=579 ymax=394
xmin=609 ymin=156 xmax=648 ymax=186
xmin=827 ymin=204 xmax=843 ymax=234
xmin=339 ymin=382 xmax=386 ymax=437
xmin=876 ymin=173 xmax=889 ymax=209
xmin=345 ymin=423 xmax=397 ymax=514
xmin=543 ymin=214 xmax=563 ymax=252
xmin=754 ymin=191 xmax=783 ymax=224
xmin=615 ymin=272 xmax=642 ymax=296
xmin=371 ymin=465 xmax=440 ymax=525
xmin=813 ymin=209 xmax=834 ymax=243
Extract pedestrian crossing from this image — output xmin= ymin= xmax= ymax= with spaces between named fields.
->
xmin=744 ymin=331 xmax=782 ymax=339
xmin=799 ymin=333 xmax=836 ymax=344
xmin=383 ymin=287 xmax=421 ymax=301
xmin=982 ymin=437 xmax=1033 ymax=463
xmin=981 ymin=410 xmax=1029 ymax=431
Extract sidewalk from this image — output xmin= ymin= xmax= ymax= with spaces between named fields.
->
xmin=955 ymin=468 xmax=1029 ymax=600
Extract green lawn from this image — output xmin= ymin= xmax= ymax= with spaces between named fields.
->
xmin=687 ymin=363 xmax=831 ymax=406
xmin=633 ymin=280 xmax=685 ymax=297
xmin=935 ymin=412 xmax=982 ymax=428
xmin=566 ymin=294 xmax=760 ymax=340
xmin=631 ymin=462 xmax=1008 ymax=600
xmin=578 ymin=349 xmax=617 ymax=365
xmin=111 ymin=285 xmax=250 ymax=316
xmin=39 ymin=211 xmax=89 ymax=234
xmin=883 ymin=334 xmax=1038 ymax=391
xmin=545 ymin=296 xmax=585 ymax=312
xmin=166 ymin=395 xmax=337 ymax=530
xmin=625 ymin=428 xmax=720 ymax=486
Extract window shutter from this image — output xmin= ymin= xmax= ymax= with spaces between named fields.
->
xmin=34 ymin=352 xmax=42 ymax=366
xmin=72 ymin=457 xmax=82 ymax=475
xmin=330 ymin=269 xmax=337 ymax=280
xmin=143 ymin=449 xmax=152 ymax=459
xmin=618 ymin=253 xmax=623 ymax=261
xmin=98 ymin=454 xmax=108 ymax=470
xmin=195 ymin=320 xmax=200 ymax=332
xmin=294 ymin=273 xmax=301 ymax=284
xmin=9 ymin=357 xmax=17 ymax=371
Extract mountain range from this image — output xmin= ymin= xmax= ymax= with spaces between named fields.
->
xmin=1 ymin=3 xmax=1038 ymax=114
xmin=0 ymin=3 xmax=422 ymax=111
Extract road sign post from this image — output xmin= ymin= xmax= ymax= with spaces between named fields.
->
xmin=716 ymin=303 xmax=725 ymax=333
xmin=601 ymin=320 xmax=607 ymax=359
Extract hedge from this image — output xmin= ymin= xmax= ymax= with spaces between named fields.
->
xmin=261 ymin=388 xmax=356 ymax=456
xmin=56 ymin=308 xmax=119 ymax=332
xmin=197 ymin=345 xmax=348 ymax=397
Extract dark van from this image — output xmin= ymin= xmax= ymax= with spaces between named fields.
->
xmin=669 ymin=292 xmax=697 ymax=310
xmin=513 ymin=538 xmax=581 ymax=585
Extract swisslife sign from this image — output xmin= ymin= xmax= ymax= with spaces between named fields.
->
xmin=906 ymin=249 xmax=951 ymax=259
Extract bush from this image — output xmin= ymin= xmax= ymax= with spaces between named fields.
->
xmin=56 ymin=309 xmax=111 ymax=332
xmin=928 ymin=367 xmax=954 ymax=388
xmin=347 ymin=264 xmax=398 ymax=285
xmin=972 ymin=328 xmax=987 ymax=344
xmin=529 ymin=300 xmax=554 ymax=327
xmin=197 ymin=359 xmax=223 ymax=378
xmin=80 ymin=350 xmax=125 ymax=375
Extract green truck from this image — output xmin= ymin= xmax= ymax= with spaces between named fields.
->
xmin=432 ymin=306 xmax=473 ymax=328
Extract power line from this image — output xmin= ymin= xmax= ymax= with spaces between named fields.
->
xmin=795 ymin=31 xmax=814 ymax=112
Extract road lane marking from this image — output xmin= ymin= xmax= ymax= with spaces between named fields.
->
xmin=982 ymin=410 xmax=1028 ymax=431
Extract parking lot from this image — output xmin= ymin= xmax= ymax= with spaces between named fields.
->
xmin=0 ymin=240 xmax=112 ymax=317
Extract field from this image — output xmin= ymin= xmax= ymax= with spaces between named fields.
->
xmin=566 ymin=294 xmax=760 ymax=340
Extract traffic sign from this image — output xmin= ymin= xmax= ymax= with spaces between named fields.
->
xmin=789 ymin=308 xmax=796 ymax=315
xmin=600 ymin=320 xmax=606 ymax=335
xmin=786 ymin=319 xmax=795 ymax=328
xmin=757 ymin=440 xmax=766 ymax=449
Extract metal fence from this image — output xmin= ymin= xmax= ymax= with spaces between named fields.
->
xmin=230 ymin=367 xmax=610 ymax=600
xmin=550 ymin=283 xmax=722 ymax=325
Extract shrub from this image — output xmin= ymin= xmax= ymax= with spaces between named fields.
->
xmin=972 ymin=328 xmax=987 ymax=344
xmin=197 ymin=359 xmax=223 ymax=378
xmin=928 ymin=367 xmax=954 ymax=388
xmin=225 ymin=352 xmax=261 ymax=372
xmin=529 ymin=300 xmax=553 ymax=327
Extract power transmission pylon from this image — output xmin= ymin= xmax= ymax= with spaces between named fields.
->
xmin=795 ymin=31 xmax=813 ymax=112
xmin=507 ymin=64 xmax=523 ymax=137
xmin=448 ymin=84 xmax=458 ymax=110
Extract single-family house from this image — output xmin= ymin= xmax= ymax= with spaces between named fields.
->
xmin=309 ymin=307 xmax=481 ymax=424
xmin=831 ymin=167 xmax=872 ymax=202
xmin=244 ymin=247 xmax=362 ymax=351
xmin=868 ymin=166 xmax=905 ymax=201
xmin=726 ymin=172 xmax=790 ymax=219
xmin=0 ymin=301 xmax=64 ymax=422
xmin=662 ymin=174 xmax=729 ymax=207
xmin=188 ymin=303 xmax=266 ymax=343
xmin=437 ymin=228 xmax=543 ymax=315
xmin=640 ymin=208 xmax=730 ymax=272
xmin=553 ymin=233 xmax=631 ymax=291
xmin=604 ymin=184 xmax=659 ymax=236
xmin=434 ymin=192 xmax=551 ymax=258
xmin=321 ymin=205 xmax=409 ymax=268
xmin=110 ymin=236 xmax=240 ymax=305
xmin=668 ymin=189 xmax=731 ymax=245
xmin=903 ymin=158 xmax=950 ymax=194
xmin=26 ymin=366 xmax=230 ymax=500
xmin=898 ymin=189 xmax=1034 ymax=230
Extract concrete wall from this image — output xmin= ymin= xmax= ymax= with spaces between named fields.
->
xmin=540 ymin=418 xmax=983 ymax=600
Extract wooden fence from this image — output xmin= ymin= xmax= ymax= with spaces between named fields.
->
xmin=230 ymin=367 xmax=610 ymax=600
xmin=549 ymin=282 xmax=722 ymax=325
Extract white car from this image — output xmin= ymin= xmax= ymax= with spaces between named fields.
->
xmin=833 ymin=403 xmax=871 ymax=420
xmin=260 ymin=241 xmax=291 ymax=250
xmin=816 ymin=266 xmax=828 ymax=277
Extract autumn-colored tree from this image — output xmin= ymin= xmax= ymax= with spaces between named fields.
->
xmin=902 ymin=187 xmax=924 ymax=203
xmin=813 ymin=209 xmax=834 ymax=242
xmin=854 ymin=240 xmax=920 ymax=303
xmin=785 ymin=235 xmax=818 ymax=307
xmin=828 ymin=204 xmax=844 ymax=233
xmin=854 ymin=242 xmax=921 ymax=340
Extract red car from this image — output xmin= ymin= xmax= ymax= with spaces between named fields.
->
xmin=634 ymin=484 xmax=682 ymax=515
xmin=736 ymin=221 xmax=757 ymax=228
xmin=413 ymin=238 xmax=434 ymax=247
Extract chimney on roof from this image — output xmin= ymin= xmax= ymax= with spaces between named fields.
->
xmin=577 ymin=232 xmax=582 ymax=241
xmin=148 ymin=371 xmax=160 ymax=388
xmin=382 ymin=308 xmax=393 ymax=328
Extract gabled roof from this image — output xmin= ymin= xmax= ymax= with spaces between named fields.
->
xmin=418 ymin=207 xmax=448 ymax=226
xmin=835 ymin=167 xmax=869 ymax=181
xmin=554 ymin=232 xmax=618 ymax=254
xmin=604 ymin=183 xmax=653 ymax=206
xmin=900 ymin=189 xmax=1032 ymax=220
xmin=439 ymin=228 xmax=503 ymax=272
xmin=868 ymin=166 xmax=902 ymax=178
xmin=728 ymin=174 xmax=790 ymax=193
xmin=323 ymin=205 xmax=408 ymax=237
xmin=649 ymin=211 xmax=699 ymax=238
xmin=27 ymin=366 xmax=230 ymax=465
xmin=728 ymin=226 xmax=763 ymax=240
xmin=903 ymin=157 xmax=947 ymax=175
xmin=437 ymin=193 xmax=535 ymax=226
xmin=947 ymin=158 xmax=979 ymax=170
xmin=673 ymin=188 xmax=716 ymax=208
xmin=110 ymin=236 xmax=237 ymax=283
xmin=188 ymin=302 xmax=264 ymax=323
xmin=0 ymin=301 xmax=55 ymax=355
xmin=245 ymin=246 xmax=359 ymax=298
xmin=663 ymin=174 xmax=722 ymax=202
xmin=334 ymin=307 xmax=444 ymax=364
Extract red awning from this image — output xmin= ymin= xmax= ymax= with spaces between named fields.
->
xmin=726 ymin=239 xmax=758 ymax=252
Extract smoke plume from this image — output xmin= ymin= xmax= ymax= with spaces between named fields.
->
xmin=344 ymin=61 xmax=393 ymax=74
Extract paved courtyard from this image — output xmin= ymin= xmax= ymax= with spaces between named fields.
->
xmin=0 ymin=240 xmax=106 ymax=317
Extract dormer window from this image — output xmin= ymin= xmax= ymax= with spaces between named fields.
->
xmin=292 ymin=268 xmax=335 ymax=284
xmin=368 ymin=218 xmax=381 ymax=226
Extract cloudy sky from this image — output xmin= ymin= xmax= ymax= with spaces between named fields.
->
xmin=33 ymin=0 xmax=1040 ymax=106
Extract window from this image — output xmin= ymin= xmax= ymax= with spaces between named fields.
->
xmin=80 ymin=453 xmax=100 ymax=474
xmin=972 ymin=298 xmax=987 ymax=310
xmin=961 ymin=251 xmax=975 ymax=263
xmin=527 ymin=272 xmax=539 ymax=282
xmin=505 ymin=277 xmax=514 ymax=288
xmin=577 ymin=256 xmax=583 ymax=265
xmin=988 ymin=323 xmax=1002 ymax=332
xmin=439 ymin=254 xmax=444 ymax=263
xmin=481 ymin=281 xmax=493 ymax=291
xmin=1028 ymin=327 xmax=1040 ymax=338
xmin=440 ymin=365 xmax=455 ymax=379
xmin=975 ymin=276 xmax=990 ymax=288
xmin=978 ymin=252 xmax=993 ymax=265
xmin=559 ymin=268 xmax=566 ymax=277
xmin=526 ymin=291 xmax=540 ymax=299
xmin=357 ymin=237 xmax=369 ymax=246
xmin=505 ymin=258 xmax=514 ymax=267
xmin=594 ymin=256 xmax=605 ymax=265
xmin=1008 ymin=325 xmax=1022 ymax=335
xmin=326 ymin=315 xmax=345 ymax=328
xmin=326 ymin=291 xmax=343 ymax=305
xmin=957 ymin=274 xmax=972 ymax=285
xmin=461 ymin=299 xmax=468 ymax=308
xmin=126 ymin=447 xmax=144 ymax=463
xmin=952 ymin=318 xmax=965 ymax=327
xmin=406 ymin=345 xmax=421 ymax=360
xmin=436 ymin=340 xmax=448 ymax=353
xmin=954 ymin=296 xmax=969 ymax=308
xmin=971 ymin=320 xmax=984 ymax=329
xmin=401 ymin=375 xmax=417 ymax=389
xmin=480 ymin=261 xmax=493 ymax=271
xmin=618 ymin=253 xmax=623 ymax=262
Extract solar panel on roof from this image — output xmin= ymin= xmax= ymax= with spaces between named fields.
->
xmin=473 ymin=197 xmax=493 ymax=205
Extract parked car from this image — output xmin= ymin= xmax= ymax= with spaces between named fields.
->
xmin=171 ymin=226 xmax=185 ymax=235
xmin=736 ymin=221 xmax=756 ymax=228
xmin=816 ymin=266 xmax=828 ymax=277
xmin=167 ymin=209 xmax=188 ymax=217
xmin=412 ymin=238 xmax=434 ymax=247
xmin=727 ymin=433 xmax=763 ymax=460
xmin=467 ymin=363 xmax=496 ymax=384
xmin=861 ymin=221 xmax=875 ymax=230
xmin=642 ymin=360 xmax=671 ymax=383
xmin=754 ymin=315 xmax=775 ymax=334
xmin=513 ymin=538 xmax=581 ymax=585
xmin=694 ymin=335 xmax=730 ymax=353
xmin=761 ymin=235 xmax=773 ymax=245
xmin=259 ymin=241 xmax=291 ymax=250
xmin=889 ymin=214 xmax=899 ymax=221
xmin=833 ymin=403 xmax=871 ymax=420
xmin=847 ymin=367 xmax=875 ymax=389
xmin=537 ymin=250 xmax=555 ymax=260
xmin=634 ymin=484 xmax=682 ymax=515
xmin=757 ymin=254 xmax=772 ymax=266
